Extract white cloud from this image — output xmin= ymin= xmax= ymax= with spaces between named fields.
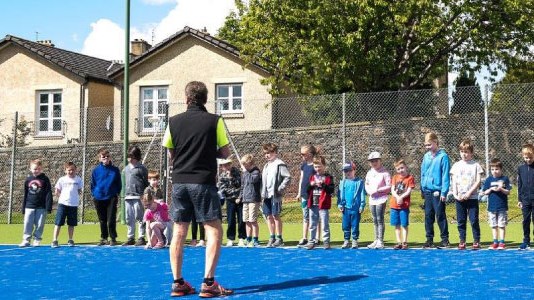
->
xmin=81 ymin=0 xmax=236 ymax=60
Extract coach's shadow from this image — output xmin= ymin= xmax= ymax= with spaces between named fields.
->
xmin=233 ymin=275 xmax=367 ymax=295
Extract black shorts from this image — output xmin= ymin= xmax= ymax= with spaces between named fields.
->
xmin=55 ymin=204 xmax=78 ymax=226
xmin=171 ymin=183 xmax=222 ymax=223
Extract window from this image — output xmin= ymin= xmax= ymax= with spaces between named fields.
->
xmin=37 ymin=90 xmax=62 ymax=135
xmin=140 ymin=86 xmax=168 ymax=132
xmin=216 ymin=84 xmax=243 ymax=113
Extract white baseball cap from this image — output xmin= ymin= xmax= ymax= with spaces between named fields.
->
xmin=367 ymin=151 xmax=381 ymax=160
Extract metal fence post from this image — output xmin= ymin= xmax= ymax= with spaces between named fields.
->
xmin=7 ymin=111 xmax=18 ymax=224
xmin=342 ymin=92 xmax=346 ymax=167
xmin=484 ymin=84 xmax=490 ymax=173
xmin=81 ymin=107 xmax=88 ymax=224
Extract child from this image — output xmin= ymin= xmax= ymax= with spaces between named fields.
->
xmin=389 ymin=160 xmax=415 ymax=250
xmin=305 ymin=155 xmax=334 ymax=250
xmin=148 ymin=170 xmax=173 ymax=245
xmin=142 ymin=188 xmax=171 ymax=249
xmin=122 ymin=145 xmax=149 ymax=246
xmin=91 ymin=148 xmax=122 ymax=246
xmin=450 ymin=139 xmax=483 ymax=250
xmin=482 ymin=158 xmax=511 ymax=250
xmin=190 ymin=215 xmax=205 ymax=247
xmin=518 ymin=143 xmax=534 ymax=250
xmin=337 ymin=162 xmax=366 ymax=249
xmin=218 ymin=158 xmax=245 ymax=246
xmin=239 ymin=154 xmax=262 ymax=247
xmin=51 ymin=162 xmax=83 ymax=248
xmin=365 ymin=151 xmax=391 ymax=249
xmin=296 ymin=144 xmax=318 ymax=246
xmin=261 ymin=142 xmax=291 ymax=247
xmin=20 ymin=159 xmax=53 ymax=247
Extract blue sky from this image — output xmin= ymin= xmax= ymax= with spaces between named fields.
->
xmin=0 ymin=0 xmax=236 ymax=60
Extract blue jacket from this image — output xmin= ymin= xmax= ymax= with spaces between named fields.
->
xmin=337 ymin=177 xmax=366 ymax=211
xmin=420 ymin=149 xmax=450 ymax=197
xmin=517 ymin=162 xmax=534 ymax=203
xmin=91 ymin=162 xmax=122 ymax=200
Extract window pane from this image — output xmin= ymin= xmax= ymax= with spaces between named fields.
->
xmin=143 ymin=89 xmax=153 ymax=100
xmin=53 ymin=93 xmax=61 ymax=103
xmin=40 ymin=94 xmax=48 ymax=104
xmin=143 ymin=102 xmax=153 ymax=114
xmin=40 ymin=106 xmax=49 ymax=118
xmin=219 ymin=99 xmax=229 ymax=111
xmin=158 ymin=101 xmax=167 ymax=114
xmin=232 ymin=85 xmax=242 ymax=97
xmin=53 ymin=119 xmax=61 ymax=131
xmin=53 ymin=105 xmax=61 ymax=117
xmin=39 ymin=120 xmax=48 ymax=131
xmin=157 ymin=88 xmax=167 ymax=100
xmin=217 ymin=86 xmax=228 ymax=98
xmin=233 ymin=98 xmax=242 ymax=110
xmin=143 ymin=117 xmax=152 ymax=129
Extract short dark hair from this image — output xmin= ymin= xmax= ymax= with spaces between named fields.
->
xmin=185 ymin=81 xmax=208 ymax=105
xmin=128 ymin=145 xmax=142 ymax=161
xmin=262 ymin=143 xmax=278 ymax=153
xmin=64 ymin=161 xmax=76 ymax=169
xmin=489 ymin=158 xmax=503 ymax=169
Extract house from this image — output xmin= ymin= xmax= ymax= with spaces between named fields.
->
xmin=0 ymin=35 xmax=116 ymax=146
xmin=108 ymin=26 xmax=275 ymax=141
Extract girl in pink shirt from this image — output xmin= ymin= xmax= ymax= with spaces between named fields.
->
xmin=142 ymin=189 xmax=170 ymax=249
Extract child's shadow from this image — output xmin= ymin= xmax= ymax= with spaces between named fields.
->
xmin=233 ymin=275 xmax=367 ymax=295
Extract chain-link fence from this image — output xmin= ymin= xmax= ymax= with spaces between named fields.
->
xmin=1 ymin=83 xmax=533 ymax=224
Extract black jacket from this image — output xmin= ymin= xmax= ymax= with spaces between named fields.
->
xmin=23 ymin=173 xmax=53 ymax=213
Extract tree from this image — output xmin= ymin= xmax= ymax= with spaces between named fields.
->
xmin=489 ymin=60 xmax=534 ymax=112
xmin=450 ymin=70 xmax=484 ymax=115
xmin=0 ymin=118 xmax=31 ymax=148
xmin=218 ymin=0 xmax=534 ymax=96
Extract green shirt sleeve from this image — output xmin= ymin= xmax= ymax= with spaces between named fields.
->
xmin=161 ymin=126 xmax=173 ymax=149
xmin=217 ymin=118 xmax=229 ymax=148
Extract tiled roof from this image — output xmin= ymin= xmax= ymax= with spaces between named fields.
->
xmin=0 ymin=35 xmax=116 ymax=83
xmin=108 ymin=26 xmax=269 ymax=77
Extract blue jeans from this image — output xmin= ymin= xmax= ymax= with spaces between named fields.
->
xmin=341 ymin=208 xmax=360 ymax=241
xmin=423 ymin=191 xmax=449 ymax=242
xmin=455 ymin=198 xmax=480 ymax=242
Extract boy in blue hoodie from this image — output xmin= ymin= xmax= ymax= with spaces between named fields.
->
xmin=518 ymin=143 xmax=534 ymax=250
xmin=337 ymin=162 xmax=366 ymax=249
xmin=420 ymin=132 xmax=450 ymax=248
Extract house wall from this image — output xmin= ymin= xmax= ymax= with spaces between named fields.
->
xmin=86 ymin=82 xmax=114 ymax=142
xmin=112 ymin=35 xmax=273 ymax=142
xmin=0 ymin=45 xmax=83 ymax=146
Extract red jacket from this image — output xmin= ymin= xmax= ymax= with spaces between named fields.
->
xmin=306 ymin=173 xmax=335 ymax=209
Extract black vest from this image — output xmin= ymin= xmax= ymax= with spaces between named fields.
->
xmin=168 ymin=104 xmax=219 ymax=185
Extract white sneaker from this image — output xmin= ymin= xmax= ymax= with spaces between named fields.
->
xmin=341 ymin=240 xmax=350 ymax=249
xmin=19 ymin=241 xmax=30 ymax=247
xmin=197 ymin=240 xmax=205 ymax=247
xmin=375 ymin=240 xmax=384 ymax=249
xmin=226 ymin=240 xmax=234 ymax=247
xmin=238 ymin=239 xmax=246 ymax=247
xmin=32 ymin=240 xmax=41 ymax=247
xmin=352 ymin=240 xmax=359 ymax=249
xmin=367 ymin=240 xmax=378 ymax=249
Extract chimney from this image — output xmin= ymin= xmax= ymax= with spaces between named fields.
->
xmin=131 ymin=39 xmax=152 ymax=57
xmin=36 ymin=40 xmax=55 ymax=47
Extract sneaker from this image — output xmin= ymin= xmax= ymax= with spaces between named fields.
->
xmin=135 ymin=237 xmax=147 ymax=246
xmin=393 ymin=243 xmax=403 ymax=250
xmin=297 ymin=238 xmax=308 ymax=247
xmin=305 ymin=240 xmax=316 ymax=250
xmin=32 ymin=240 xmax=41 ymax=247
xmin=439 ymin=240 xmax=450 ymax=248
xmin=67 ymin=240 xmax=75 ymax=247
xmin=109 ymin=239 xmax=117 ymax=246
xmin=272 ymin=238 xmax=284 ymax=247
xmin=122 ymin=238 xmax=135 ymax=246
xmin=472 ymin=242 xmax=481 ymax=250
xmin=497 ymin=243 xmax=506 ymax=250
xmin=489 ymin=242 xmax=498 ymax=250
xmin=238 ymin=239 xmax=246 ymax=247
xmin=352 ymin=240 xmax=359 ymax=249
xmin=375 ymin=240 xmax=384 ymax=249
xmin=226 ymin=240 xmax=234 ymax=247
xmin=19 ymin=241 xmax=30 ymax=247
xmin=458 ymin=241 xmax=466 ymax=250
xmin=170 ymin=281 xmax=196 ymax=297
xmin=51 ymin=240 xmax=59 ymax=248
xmin=401 ymin=243 xmax=408 ymax=250
xmin=199 ymin=281 xmax=233 ymax=298
xmin=153 ymin=242 xmax=164 ymax=249
xmin=519 ymin=242 xmax=530 ymax=250
xmin=252 ymin=240 xmax=260 ymax=247
xmin=422 ymin=240 xmax=435 ymax=249
xmin=367 ymin=240 xmax=378 ymax=249
xmin=265 ymin=238 xmax=275 ymax=248
xmin=323 ymin=242 xmax=331 ymax=250
xmin=97 ymin=239 xmax=108 ymax=246
xmin=197 ymin=240 xmax=206 ymax=247
xmin=341 ymin=240 xmax=350 ymax=249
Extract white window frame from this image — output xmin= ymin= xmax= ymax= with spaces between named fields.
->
xmin=36 ymin=90 xmax=63 ymax=136
xmin=216 ymin=83 xmax=243 ymax=113
xmin=140 ymin=86 xmax=168 ymax=133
